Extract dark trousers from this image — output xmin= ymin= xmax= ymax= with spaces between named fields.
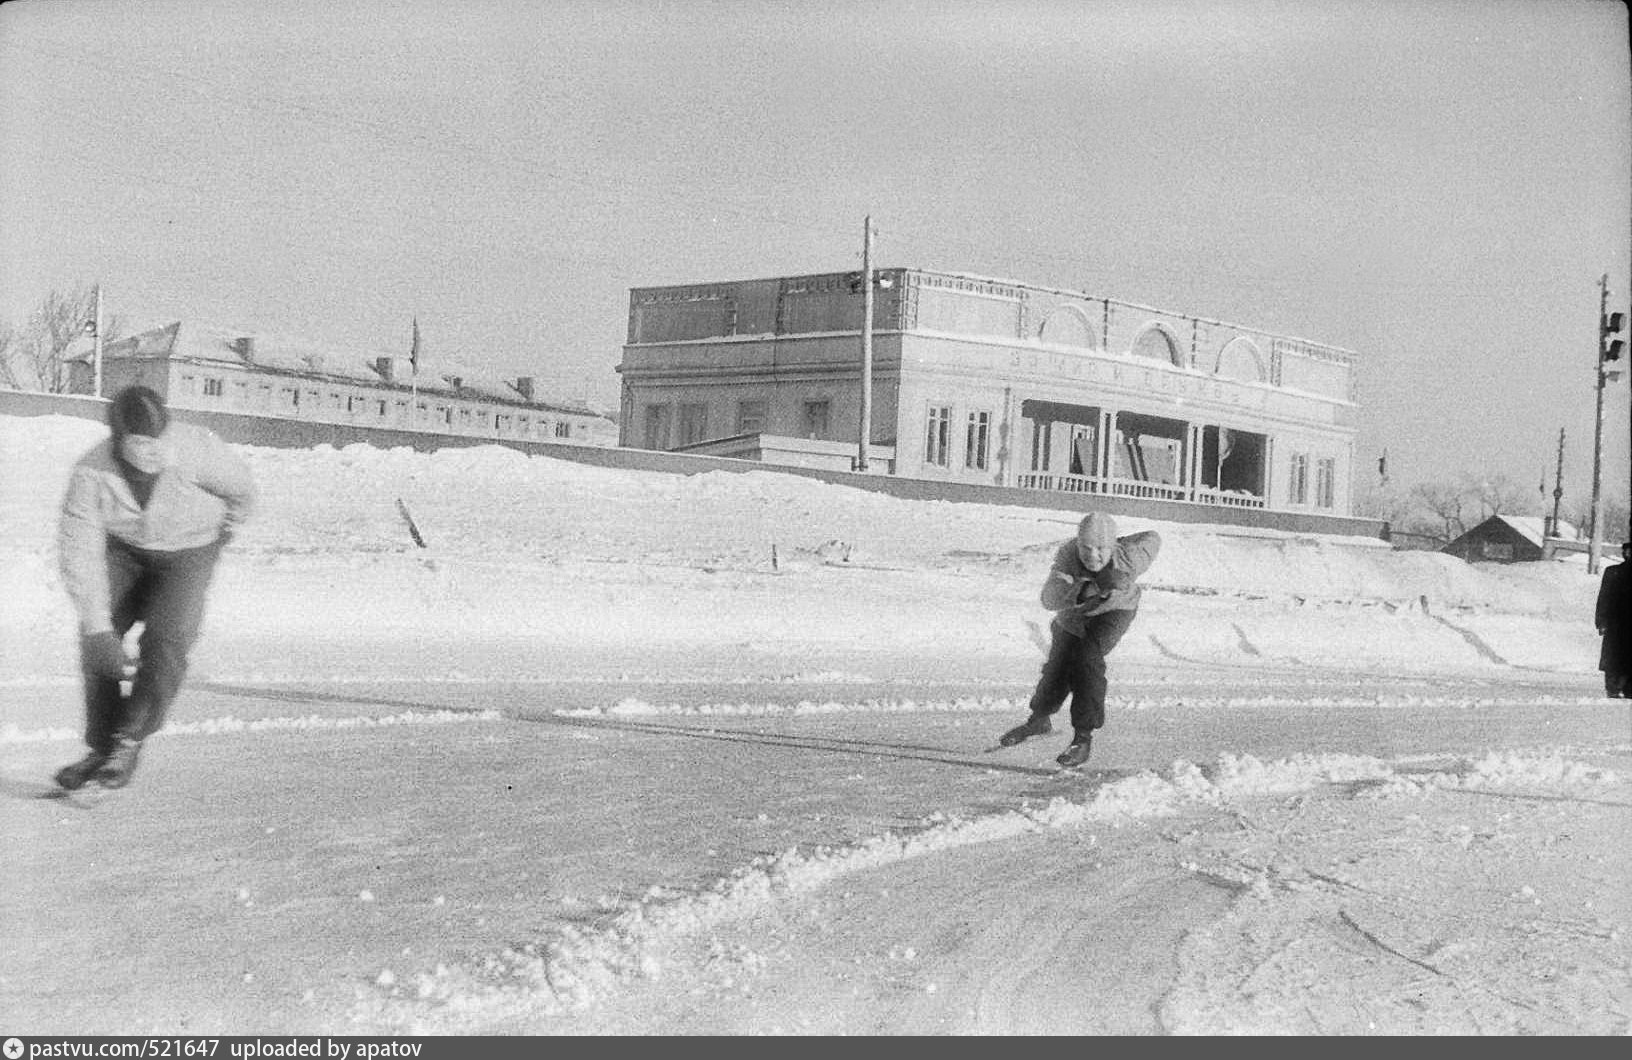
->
xmin=81 ymin=538 xmax=223 ymax=752
xmin=1029 ymin=609 xmax=1138 ymax=735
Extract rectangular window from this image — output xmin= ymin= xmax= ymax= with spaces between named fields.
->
xmin=925 ymin=405 xmax=951 ymax=467
xmin=1290 ymin=452 xmax=1309 ymax=505
xmin=643 ymin=404 xmax=672 ymax=449
xmin=1030 ymin=420 xmax=1052 ymax=472
xmin=555 ymin=421 xmax=572 ymax=438
xmin=965 ymin=410 xmax=991 ymax=470
xmin=1315 ymin=458 xmax=1335 ymax=509
xmin=802 ymin=400 xmax=830 ymax=440
xmin=737 ymin=399 xmax=767 ymax=435
xmin=202 ymin=378 xmax=224 ymax=397
xmin=678 ymin=403 xmax=709 ymax=446
xmin=377 ymin=399 xmax=388 ymax=416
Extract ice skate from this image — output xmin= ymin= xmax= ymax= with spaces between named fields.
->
xmin=999 ymin=712 xmax=1052 ymax=747
xmin=96 ymin=737 xmax=144 ymax=789
xmin=54 ymin=750 xmax=111 ymax=791
xmin=1055 ymin=734 xmax=1092 ymax=768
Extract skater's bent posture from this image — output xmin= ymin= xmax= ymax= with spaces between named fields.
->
xmin=1000 ymin=512 xmax=1161 ymax=767
xmin=53 ymin=385 xmax=256 ymax=790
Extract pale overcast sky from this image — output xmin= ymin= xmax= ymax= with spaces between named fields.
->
xmin=2 ymin=0 xmax=1628 ymax=502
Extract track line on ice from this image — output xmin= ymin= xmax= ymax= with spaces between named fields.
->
xmin=0 ymin=708 xmax=501 ymax=746
xmin=521 ymin=712 xmax=1060 ymax=777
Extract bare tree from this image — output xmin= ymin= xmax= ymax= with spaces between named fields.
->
xmin=2 ymin=286 xmax=124 ymax=393
xmin=1604 ymin=496 xmax=1631 ymax=544
xmin=1567 ymin=494 xmax=1632 ymax=543
xmin=0 ymin=319 xmax=21 ymax=389
xmin=1465 ymin=471 xmax=1538 ymax=522
xmin=1410 ymin=481 xmax=1471 ymax=542
xmin=1354 ymin=480 xmax=1411 ymax=525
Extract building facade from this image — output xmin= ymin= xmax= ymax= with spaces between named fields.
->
xmin=68 ymin=322 xmax=612 ymax=445
xmin=617 ymin=269 xmax=1359 ymax=515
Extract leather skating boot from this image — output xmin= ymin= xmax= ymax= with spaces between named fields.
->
xmin=999 ymin=712 xmax=1053 ymax=747
xmin=1055 ymin=733 xmax=1093 ymax=768
xmin=95 ymin=736 xmax=144 ymax=789
xmin=54 ymin=749 xmax=111 ymax=791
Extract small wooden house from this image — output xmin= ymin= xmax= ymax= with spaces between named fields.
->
xmin=1441 ymin=515 xmax=1578 ymax=563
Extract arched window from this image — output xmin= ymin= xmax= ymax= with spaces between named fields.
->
xmin=1131 ymin=325 xmax=1182 ymax=367
xmin=1037 ymin=305 xmax=1099 ymax=349
xmin=1215 ymin=337 xmax=1265 ymax=383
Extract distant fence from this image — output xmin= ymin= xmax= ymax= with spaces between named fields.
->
xmin=2 ymin=388 xmax=1387 ymax=540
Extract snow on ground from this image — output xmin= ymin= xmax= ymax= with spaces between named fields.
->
xmin=1 ymin=413 xmax=1628 ymax=1035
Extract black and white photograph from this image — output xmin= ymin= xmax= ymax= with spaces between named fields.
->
xmin=2 ymin=0 xmax=1629 ymax=1038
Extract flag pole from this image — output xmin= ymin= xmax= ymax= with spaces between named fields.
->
xmin=410 ymin=316 xmax=420 ymax=429
xmin=92 ymin=284 xmax=104 ymax=398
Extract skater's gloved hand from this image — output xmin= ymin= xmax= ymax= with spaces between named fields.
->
xmin=1095 ymin=567 xmax=1133 ymax=593
xmin=81 ymin=631 xmax=132 ymax=679
xmin=1074 ymin=579 xmax=1107 ymax=605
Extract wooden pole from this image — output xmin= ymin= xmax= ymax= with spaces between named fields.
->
xmin=856 ymin=216 xmax=874 ymax=473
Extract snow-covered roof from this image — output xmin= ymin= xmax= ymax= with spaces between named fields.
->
xmin=76 ymin=321 xmax=600 ymax=416
xmin=1493 ymin=514 xmax=1579 ymax=547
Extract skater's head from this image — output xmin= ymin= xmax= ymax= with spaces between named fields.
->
xmin=1076 ymin=512 xmax=1118 ymax=571
xmin=1622 ymin=541 xmax=1631 ymax=562
xmin=107 ymin=385 xmax=171 ymax=476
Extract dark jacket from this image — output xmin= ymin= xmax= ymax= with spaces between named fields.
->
xmin=1041 ymin=530 xmax=1162 ymax=636
xmin=1596 ymin=560 xmax=1632 ymax=674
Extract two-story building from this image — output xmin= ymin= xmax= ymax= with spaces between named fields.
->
xmin=68 ymin=321 xmax=613 ymax=445
xmin=617 ymin=269 xmax=1359 ymax=515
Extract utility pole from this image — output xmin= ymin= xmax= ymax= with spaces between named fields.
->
xmin=855 ymin=215 xmax=874 ymax=473
xmin=92 ymin=283 xmax=104 ymax=398
xmin=1591 ymin=274 xmax=1627 ymax=574
xmin=1550 ymin=427 xmax=1565 ymax=540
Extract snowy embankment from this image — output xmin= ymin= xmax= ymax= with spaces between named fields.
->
xmin=0 ymin=413 xmax=1604 ymax=686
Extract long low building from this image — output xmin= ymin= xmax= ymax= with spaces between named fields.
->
xmin=617 ymin=268 xmax=1359 ymax=515
xmin=67 ymin=321 xmax=614 ymax=446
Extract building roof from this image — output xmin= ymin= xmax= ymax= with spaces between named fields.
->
xmin=1490 ymin=514 xmax=1579 ymax=547
xmin=75 ymin=321 xmax=602 ymax=417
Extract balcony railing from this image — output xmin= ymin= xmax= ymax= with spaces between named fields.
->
xmin=1014 ymin=472 xmax=1266 ymax=509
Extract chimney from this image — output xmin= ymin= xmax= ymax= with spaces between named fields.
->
xmin=447 ymin=375 xmax=462 ymax=391
xmin=375 ymin=356 xmax=394 ymax=382
xmin=233 ymin=336 xmax=256 ymax=363
xmin=515 ymin=376 xmax=535 ymax=402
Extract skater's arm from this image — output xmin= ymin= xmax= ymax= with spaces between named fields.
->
xmin=1114 ymin=530 xmax=1162 ymax=578
xmin=56 ymin=466 xmax=115 ymax=634
xmin=1040 ymin=543 xmax=1088 ymax=610
xmin=190 ymin=430 xmax=258 ymax=533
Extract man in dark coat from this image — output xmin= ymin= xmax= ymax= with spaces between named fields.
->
xmin=998 ymin=511 xmax=1162 ymax=767
xmin=1595 ymin=541 xmax=1632 ymax=698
